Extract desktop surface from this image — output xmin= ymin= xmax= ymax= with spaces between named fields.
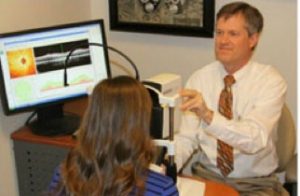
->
xmin=11 ymin=98 xmax=239 ymax=196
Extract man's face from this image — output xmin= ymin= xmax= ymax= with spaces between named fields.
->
xmin=215 ymin=13 xmax=258 ymax=69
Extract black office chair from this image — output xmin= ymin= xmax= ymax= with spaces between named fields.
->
xmin=275 ymin=104 xmax=297 ymax=195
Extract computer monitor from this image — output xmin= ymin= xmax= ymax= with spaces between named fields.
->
xmin=0 ymin=19 xmax=111 ymax=136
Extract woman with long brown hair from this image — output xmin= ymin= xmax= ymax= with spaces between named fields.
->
xmin=48 ymin=76 xmax=178 ymax=196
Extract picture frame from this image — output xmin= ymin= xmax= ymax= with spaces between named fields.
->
xmin=109 ymin=0 xmax=215 ymax=38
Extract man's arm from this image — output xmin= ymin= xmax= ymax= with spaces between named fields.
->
xmin=174 ymin=111 xmax=202 ymax=171
xmin=179 ymin=75 xmax=287 ymax=154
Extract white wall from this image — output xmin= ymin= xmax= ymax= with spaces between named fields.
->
xmin=0 ymin=1 xmax=90 ymax=195
xmin=0 ymin=0 xmax=296 ymax=195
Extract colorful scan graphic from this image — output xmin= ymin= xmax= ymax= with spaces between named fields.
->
xmin=34 ymin=39 xmax=91 ymax=73
xmin=40 ymin=80 xmax=63 ymax=92
xmin=14 ymin=80 xmax=34 ymax=104
xmin=69 ymin=73 xmax=93 ymax=85
xmin=7 ymin=48 xmax=37 ymax=78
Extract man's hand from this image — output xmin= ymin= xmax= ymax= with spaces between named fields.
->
xmin=179 ymin=89 xmax=213 ymax=124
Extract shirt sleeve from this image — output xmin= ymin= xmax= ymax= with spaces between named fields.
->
xmin=162 ymin=181 xmax=179 ymax=196
xmin=145 ymin=171 xmax=179 ymax=196
xmin=206 ymin=70 xmax=287 ymax=154
xmin=174 ymin=71 xmax=206 ymax=171
xmin=175 ymin=111 xmax=202 ymax=170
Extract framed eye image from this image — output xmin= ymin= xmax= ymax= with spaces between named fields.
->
xmin=109 ymin=0 xmax=215 ymax=38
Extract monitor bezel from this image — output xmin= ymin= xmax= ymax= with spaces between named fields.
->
xmin=0 ymin=19 xmax=111 ymax=115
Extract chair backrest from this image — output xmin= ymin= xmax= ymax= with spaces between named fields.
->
xmin=275 ymin=104 xmax=296 ymax=173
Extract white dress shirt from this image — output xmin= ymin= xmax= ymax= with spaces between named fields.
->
xmin=175 ymin=61 xmax=287 ymax=178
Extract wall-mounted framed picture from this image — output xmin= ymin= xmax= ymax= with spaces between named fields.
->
xmin=109 ymin=0 xmax=215 ymax=38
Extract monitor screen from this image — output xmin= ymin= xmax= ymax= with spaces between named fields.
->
xmin=0 ymin=19 xmax=111 ymax=135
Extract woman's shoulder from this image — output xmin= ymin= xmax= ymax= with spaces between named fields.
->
xmin=144 ymin=170 xmax=179 ymax=196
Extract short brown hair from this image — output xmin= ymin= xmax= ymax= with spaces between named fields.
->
xmin=217 ymin=2 xmax=263 ymax=35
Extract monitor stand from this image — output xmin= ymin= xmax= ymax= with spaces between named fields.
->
xmin=29 ymin=104 xmax=80 ymax=136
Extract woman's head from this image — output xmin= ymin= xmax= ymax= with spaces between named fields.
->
xmin=62 ymin=76 xmax=154 ymax=195
xmin=79 ymin=75 xmax=153 ymax=161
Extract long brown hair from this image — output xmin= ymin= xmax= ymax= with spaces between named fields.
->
xmin=58 ymin=76 xmax=154 ymax=195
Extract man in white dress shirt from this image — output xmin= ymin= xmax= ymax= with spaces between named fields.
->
xmin=176 ymin=2 xmax=288 ymax=195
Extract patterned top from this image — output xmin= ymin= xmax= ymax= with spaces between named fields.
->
xmin=48 ymin=166 xmax=179 ymax=196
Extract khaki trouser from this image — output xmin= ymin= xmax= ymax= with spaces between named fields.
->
xmin=191 ymin=161 xmax=289 ymax=196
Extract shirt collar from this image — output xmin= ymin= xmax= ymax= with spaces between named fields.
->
xmin=218 ymin=61 xmax=253 ymax=83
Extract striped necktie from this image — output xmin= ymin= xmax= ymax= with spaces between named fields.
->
xmin=217 ymin=75 xmax=235 ymax=176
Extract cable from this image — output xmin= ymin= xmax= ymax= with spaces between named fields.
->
xmin=64 ymin=42 xmax=140 ymax=87
xmin=25 ymin=111 xmax=37 ymax=126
